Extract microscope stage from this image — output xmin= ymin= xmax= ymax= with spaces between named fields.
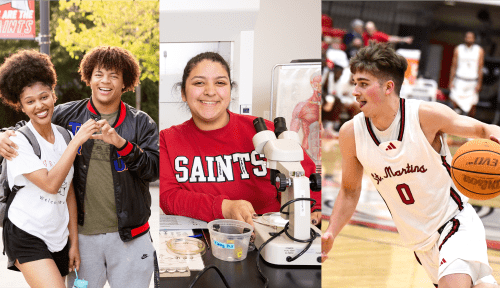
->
xmin=253 ymin=218 xmax=322 ymax=266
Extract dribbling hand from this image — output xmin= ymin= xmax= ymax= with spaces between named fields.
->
xmin=321 ymin=232 xmax=334 ymax=262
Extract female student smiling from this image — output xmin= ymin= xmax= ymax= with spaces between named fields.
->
xmin=159 ymin=52 xmax=321 ymax=226
xmin=0 ymin=50 xmax=98 ymax=288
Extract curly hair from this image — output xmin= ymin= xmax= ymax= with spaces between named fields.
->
xmin=79 ymin=46 xmax=140 ymax=92
xmin=0 ymin=50 xmax=57 ymax=111
xmin=350 ymin=42 xmax=408 ymax=95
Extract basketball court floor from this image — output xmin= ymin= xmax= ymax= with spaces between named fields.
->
xmin=321 ymin=137 xmax=500 ymax=288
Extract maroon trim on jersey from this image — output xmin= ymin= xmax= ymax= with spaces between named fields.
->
xmin=440 ymin=156 xmax=463 ymax=210
xmin=439 ymin=218 xmax=460 ymax=251
xmin=441 ymin=155 xmax=451 ymax=176
xmin=414 ymin=252 xmax=422 ymax=265
xmin=365 ymin=98 xmax=406 ymax=146
xmin=450 ymin=187 xmax=464 ymax=211
xmin=365 ymin=117 xmax=381 ymax=146
xmin=397 ymin=98 xmax=406 ymax=141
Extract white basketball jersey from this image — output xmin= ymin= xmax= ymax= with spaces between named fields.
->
xmin=456 ymin=44 xmax=481 ymax=80
xmin=353 ymin=98 xmax=467 ymax=251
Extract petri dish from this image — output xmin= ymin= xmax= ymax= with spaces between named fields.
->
xmin=166 ymin=237 xmax=207 ymax=256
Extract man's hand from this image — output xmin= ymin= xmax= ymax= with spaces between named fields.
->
xmin=321 ymin=232 xmax=334 ymax=262
xmin=91 ymin=119 xmax=127 ymax=148
xmin=0 ymin=130 xmax=18 ymax=160
xmin=221 ymin=199 xmax=257 ymax=227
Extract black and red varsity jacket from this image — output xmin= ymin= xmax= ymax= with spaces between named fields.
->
xmin=51 ymin=97 xmax=159 ymax=242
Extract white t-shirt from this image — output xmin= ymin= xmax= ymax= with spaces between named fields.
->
xmin=7 ymin=121 xmax=74 ymax=252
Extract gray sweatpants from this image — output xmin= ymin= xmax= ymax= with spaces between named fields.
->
xmin=66 ymin=232 xmax=155 ymax=288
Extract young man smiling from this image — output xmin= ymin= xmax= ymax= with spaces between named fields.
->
xmin=322 ymin=43 xmax=500 ymax=288
xmin=0 ymin=46 xmax=159 ymax=288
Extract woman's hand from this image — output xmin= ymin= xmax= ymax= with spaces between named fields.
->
xmin=311 ymin=211 xmax=322 ymax=226
xmin=221 ymin=199 xmax=257 ymax=227
xmin=73 ymin=119 xmax=100 ymax=146
xmin=0 ymin=130 xmax=18 ymax=160
xmin=68 ymin=244 xmax=80 ymax=273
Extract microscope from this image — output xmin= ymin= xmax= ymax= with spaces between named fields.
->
xmin=252 ymin=117 xmax=322 ymax=266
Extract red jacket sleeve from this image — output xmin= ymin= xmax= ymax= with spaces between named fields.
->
xmin=159 ymin=129 xmax=229 ymax=222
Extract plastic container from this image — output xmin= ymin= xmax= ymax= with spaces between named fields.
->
xmin=207 ymin=219 xmax=254 ymax=262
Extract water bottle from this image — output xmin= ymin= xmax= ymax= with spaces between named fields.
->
xmin=73 ymin=270 xmax=88 ymax=288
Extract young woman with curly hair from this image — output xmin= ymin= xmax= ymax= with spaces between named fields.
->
xmin=0 ymin=50 xmax=98 ymax=288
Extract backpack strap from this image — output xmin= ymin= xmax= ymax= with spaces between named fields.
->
xmin=17 ymin=126 xmax=41 ymax=159
xmin=55 ymin=125 xmax=72 ymax=146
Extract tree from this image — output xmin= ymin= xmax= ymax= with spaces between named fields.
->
xmin=55 ymin=1 xmax=159 ymax=82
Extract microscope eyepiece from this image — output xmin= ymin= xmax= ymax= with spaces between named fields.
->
xmin=253 ymin=117 xmax=268 ymax=133
xmin=273 ymin=117 xmax=287 ymax=138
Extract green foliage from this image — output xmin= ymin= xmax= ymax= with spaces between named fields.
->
xmin=121 ymin=78 xmax=158 ymax=125
xmin=0 ymin=1 xmax=159 ymax=128
xmin=55 ymin=0 xmax=159 ymax=82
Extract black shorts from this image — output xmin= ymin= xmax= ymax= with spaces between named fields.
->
xmin=2 ymin=218 xmax=70 ymax=277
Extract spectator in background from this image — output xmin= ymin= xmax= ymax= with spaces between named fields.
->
xmin=363 ymin=21 xmax=413 ymax=46
xmin=346 ymin=38 xmax=363 ymax=59
xmin=343 ymin=19 xmax=364 ymax=47
xmin=449 ymin=31 xmax=484 ymax=117
xmin=322 ymin=14 xmax=347 ymax=50
xmin=322 ymin=43 xmax=355 ymax=134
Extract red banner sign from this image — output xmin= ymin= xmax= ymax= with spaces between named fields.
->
xmin=0 ymin=1 xmax=35 ymax=39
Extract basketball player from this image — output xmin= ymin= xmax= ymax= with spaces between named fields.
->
xmin=322 ymin=42 xmax=500 ymax=288
xmin=449 ymin=31 xmax=485 ymax=117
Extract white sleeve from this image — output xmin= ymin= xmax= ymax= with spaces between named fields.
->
xmin=6 ymin=132 xmax=46 ymax=189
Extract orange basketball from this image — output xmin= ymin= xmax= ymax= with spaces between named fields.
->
xmin=451 ymin=139 xmax=500 ymax=200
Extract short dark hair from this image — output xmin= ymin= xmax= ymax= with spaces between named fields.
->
xmin=79 ymin=46 xmax=140 ymax=92
xmin=0 ymin=50 xmax=57 ymax=111
xmin=179 ymin=52 xmax=233 ymax=95
xmin=350 ymin=42 xmax=407 ymax=95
